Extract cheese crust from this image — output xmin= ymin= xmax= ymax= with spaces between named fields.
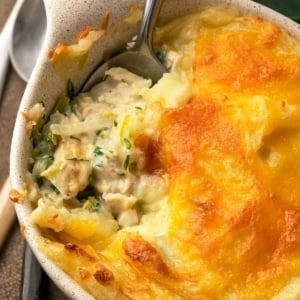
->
xmin=25 ymin=5 xmax=300 ymax=300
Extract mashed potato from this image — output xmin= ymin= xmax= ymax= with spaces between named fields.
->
xmin=25 ymin=5 xmax=300 ymax=300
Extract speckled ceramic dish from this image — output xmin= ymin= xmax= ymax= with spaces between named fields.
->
xmin=10 ymin=0 xmax=300 ymax=299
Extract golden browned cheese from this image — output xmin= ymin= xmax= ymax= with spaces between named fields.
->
xmin=156 ymin=13 xmax=300 ymax=299
xmin=35 ymin=7 xmax=300 ymax=300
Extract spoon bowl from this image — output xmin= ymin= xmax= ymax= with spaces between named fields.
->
xmin=82 ymin=0 xmax=165 ymax=91
xmin=10 ymin=0 xmax=46 ymax=81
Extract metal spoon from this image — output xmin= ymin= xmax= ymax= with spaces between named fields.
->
xmin=10 ymin=0 xmax=46 ymax=81
xmin=2 ymin=1 xmax=46 ymax=299
xmin=82 ymin=0 xmax=166 ymax=92
xmin=0 ymin=0 xmax=24 ymax=101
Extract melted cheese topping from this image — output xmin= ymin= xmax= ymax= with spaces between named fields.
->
xmin=27 ymin=5 xmax=300 ymax=300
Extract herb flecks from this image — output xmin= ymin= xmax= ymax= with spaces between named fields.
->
xmin=83 ymin=196 xmax=101 ymax=212
xmin=123 ymin=155 xmax=130 ymax=170
xmin=64 ymin=102 xmax=77 ymax=116
xmin=32 ymin=155 xmax=54 ymax=183
xmin=66 ymin=158 xmax=90 ymax=162
xmin=96 ymin=127 xmax=109 ymax=136
xmin=50 ymin=184 xmax=60 ymax=195
xmin=156 ymin=48 xmax=167 ymax=64
xmin=66 ymin=80 xmax=75 ymax=99
xmin=94 ymin=146 xmax=104 ymax=156
xmin=55 ymin=95 xmax=70 ymax=113
xmin=70 ymin=136 xmax=81 ymax=141
xmin=123 ymin=138 xmax=132 ymax=150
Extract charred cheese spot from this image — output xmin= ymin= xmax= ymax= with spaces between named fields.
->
xmin=100 ymin=11 xmax=111 ymax=31
xmin=65 ymin=244 xmax=97 ymax=262
xmin=48 ymin=42 xmax=68 ymax=64
xmin=9 ymin=189 xmax=25 ymax=203
xmin=123 ymin=237 xmax=168 ymax=275
xmin=78 ymin=27 xmax=93 ymax=40
xmin=93 ymin=264 xmax=114 ymax=285
xmin=79 ymin=268 xmax=91 ymax=280
xmin=134 ymin=133 xmax=164 ymax=174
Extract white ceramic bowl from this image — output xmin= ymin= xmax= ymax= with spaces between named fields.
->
xmin=10 ymin=0 xmax=300 ymax=299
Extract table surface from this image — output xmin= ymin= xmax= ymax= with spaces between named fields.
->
xmin=0 ymin=1 xmax=299 ymax=299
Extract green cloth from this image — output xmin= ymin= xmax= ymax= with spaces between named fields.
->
xmin=255 ymin=0 xmax=300 ymax=22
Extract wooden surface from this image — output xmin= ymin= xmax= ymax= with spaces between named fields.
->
xmin=0 ymin=178 xmax=15 ymax=249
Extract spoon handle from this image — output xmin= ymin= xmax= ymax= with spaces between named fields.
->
xmin=0 ymin=178 xmax=15 ymax=250
xmin=20 ymin=243 xmax=43 ymax=300
xmin=133 ymin=0 xmax=164 ymax=51
xmin=0 ymin=0 xmax=24 ymax=101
